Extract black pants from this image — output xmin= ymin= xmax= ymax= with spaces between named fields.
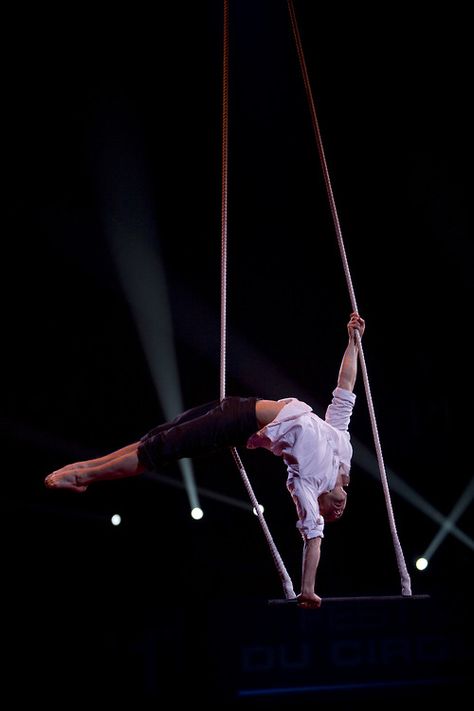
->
xmin=136 ymin=396 xmax=260 ymax=471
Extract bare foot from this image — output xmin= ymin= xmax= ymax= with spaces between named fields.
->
xmin=45 ymin=451 xmax=145 ymax=492
xmin=44 ymin=466 xmax=88 ymax=493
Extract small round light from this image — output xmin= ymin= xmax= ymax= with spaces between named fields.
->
xmin=415 ymin=557 xmax=428 ymax=571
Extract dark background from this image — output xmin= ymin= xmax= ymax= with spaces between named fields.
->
xmin=2 ymin=1 xmax=471 ymax=705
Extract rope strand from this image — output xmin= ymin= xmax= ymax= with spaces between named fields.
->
xmin=288 ymin=0 xmax=412 ymax=595
xmin=219 ymin=0 xmax=296 ymax=599
xmin=220 ymin=0 xmax=229 ymax=401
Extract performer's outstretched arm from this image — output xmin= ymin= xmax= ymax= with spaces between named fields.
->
xmin=336 ymin=312 xmax=365 ymax=392
xmin=296 ymin=312 xmax=365 ymax=608
xmin=297 ymin=537 xmax=322 ymax=608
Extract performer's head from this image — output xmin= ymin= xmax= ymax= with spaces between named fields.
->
xmin=318 ymin=485 xmax=347 ymax=522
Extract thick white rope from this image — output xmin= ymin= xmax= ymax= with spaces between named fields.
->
xmin=220 ymin=0 xmax=296 ymax=599
xmin=288 ymin=0 xmax=412 ymax=595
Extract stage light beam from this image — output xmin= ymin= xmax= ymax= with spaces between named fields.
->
xmin=96 ymin=98 xmax=201 ymax=516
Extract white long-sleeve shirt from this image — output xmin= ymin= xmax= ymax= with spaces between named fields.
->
xmin=246 ymin=387 xmax=356 ymax=540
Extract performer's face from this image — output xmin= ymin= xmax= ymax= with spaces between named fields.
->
xmin=318 ymin=486 xmax=347 ymax=522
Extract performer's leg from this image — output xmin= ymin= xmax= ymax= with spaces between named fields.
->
xmin=60 ymin=442 xmax=141 ymax=472
xmin=143 ymin=401 xmax=220 ymax=438
xmin=45 ymin=448 xmax=145 ymax=492
xmin=137 ymin=396 xmax=259 ymax=471
xmin=44 ymin=397 xmax=259 ymax=490
xmin=52 ymin=402 xmax=220 ymax=475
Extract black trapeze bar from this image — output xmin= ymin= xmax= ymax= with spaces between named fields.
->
xmin=268 ymin=594 xmax=430 ymax=606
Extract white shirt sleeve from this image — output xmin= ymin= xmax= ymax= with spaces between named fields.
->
xmin=287 ymin=477 xmax=325 ymax=540
xmin=324 ymin=387 xmax=356 ymax=431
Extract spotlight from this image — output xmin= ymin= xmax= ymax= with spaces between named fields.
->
xmin=415 ymin=557 xmax=428 ymax=571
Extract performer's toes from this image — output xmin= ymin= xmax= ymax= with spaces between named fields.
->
xmin=44 ymin=472 xmax=57 ymax=488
